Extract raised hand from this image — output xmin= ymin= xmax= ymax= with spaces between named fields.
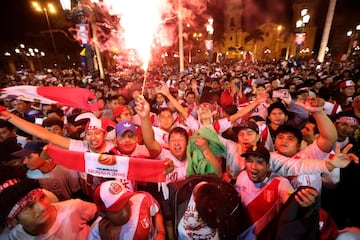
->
xmin=160 ymin=85 xmax=170 ymax=96
xmin=279 ymin=90 xmax=292 ymax=105
xmin=295 ymin=96 xmax=325 ymax=113
xmin=134 ymin=95 xmax=150 ymax=118
xmin=163 ymin=158 xmax=174 ymax=174
xmin=326 ymin=144 xmax=359 ymax=170
xmin=195 ymin=135 xmax=210 ymax=151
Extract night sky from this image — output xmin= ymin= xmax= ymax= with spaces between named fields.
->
xmin=0 ymin=0 xmax=359 ymax=54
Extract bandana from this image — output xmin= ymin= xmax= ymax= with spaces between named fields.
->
xmin=7 ymin=189 xmax=43 ymax=226
xmin=336 ymin=116 xmax=359 ymax=126
xmin=0 ymin=179 xmax=19 ymax=193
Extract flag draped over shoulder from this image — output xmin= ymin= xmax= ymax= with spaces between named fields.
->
xmin=45 ymin=145 xmax=167 ymax=183
xmin=0 ymin=85 xmax=101 ymax=111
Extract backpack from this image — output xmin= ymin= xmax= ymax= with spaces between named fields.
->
xmin=167 ymin=174 xmax=245 ymax=240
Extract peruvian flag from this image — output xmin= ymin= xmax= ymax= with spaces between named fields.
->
xmin=1 ymin=85 xmax=102 ymax=111
xmin=76 ymin=23 xmax=91 ymax=46
xmin=45 ymin=145 xmax=167 ymax=183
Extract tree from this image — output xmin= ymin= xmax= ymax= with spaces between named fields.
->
xmin=244 ymin=28 xmax=265 ymax=58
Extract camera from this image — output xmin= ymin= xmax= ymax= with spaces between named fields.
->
xmin=272 ymin=89 xmax=289 ymax=99
xmin=235 ymin=81 xmax=241 ymax=88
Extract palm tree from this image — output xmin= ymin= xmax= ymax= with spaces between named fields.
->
xmin=244 ymin=28 xmax=265 ymax=58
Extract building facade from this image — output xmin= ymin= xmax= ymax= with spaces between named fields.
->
xmin=220 ymin=0 xmax=320 ymax=61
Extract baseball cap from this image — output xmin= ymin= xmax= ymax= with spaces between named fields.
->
xmin=115 ymin=120 xmax=136 ymax=136
xmin=241 ymin=145 xmax=270 ymax=162
xmin=233 ymin=121 xmax=259 ymax=135
xmin=337 ymin=79 xmax=355 ymax=89
xmin=11 ymin=141 xmax=46 ymax=158
xmin=93 ymin=180 xmax=135 ymax=212
xmin=112 ymin=105 xmax=129 ymax=119
xmin=75 ymin=112 xmax=116 ymax=132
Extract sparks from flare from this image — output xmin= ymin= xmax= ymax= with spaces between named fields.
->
xmin=93 ymin=0 xmax=171 ymax=92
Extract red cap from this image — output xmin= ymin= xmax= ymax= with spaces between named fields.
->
xmin=93 ymin=180 xmax=134 ymax=212
xmin=112 ymin=105 xmax=129 ymax=119
xmin=338 ymin=80 xmax=355 ymax=89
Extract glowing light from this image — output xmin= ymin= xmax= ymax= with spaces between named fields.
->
xmin=95 ymin=0 xmax=172 ymax=72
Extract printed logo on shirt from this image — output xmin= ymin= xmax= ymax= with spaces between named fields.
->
xmin=263 ymin=190 xmax=274 ymax=203
xmin=140 ymin=216 xmax=150 ymax=229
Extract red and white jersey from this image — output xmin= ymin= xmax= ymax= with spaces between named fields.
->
xmin=89 ymin=192 xmax=160 ymax=240
xmin=213 ymin=117 xmax=232 ymax=134
xmin=270 ymin=141 xmax=330 ymax=192
xmin=177 ymin=185 xmax=219 ymax=240
xmin=153 ymin=126 xmax=169 ymax=149
xmin=174 ymin=114 xmax=200 ymax=136
xmin=258 ymin=123 xmax=274 ymax=151
xmin=235 ymin=172 xmax=293 ymax=239
xmin=186 ymin=103 xmax=198 ymax=119
xmin=219 ymin=136 xmax=245 ymax=178
xmin=157 ymin=148 xmax=188 ymax=185
xmin=237 ymin=102 xmax=269 ymax=121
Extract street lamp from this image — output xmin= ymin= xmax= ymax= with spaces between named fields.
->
xmin=295 ymin=9 xmax=310 ymax=61
xmin=275 ymin=25 xmax=283 ymax=58
xmin=32 ymin=2 xmax=58 ymax=61
xmin=206 ymin=17 xmax=214 ymax=64
xmin=346 ymin=24 xmax=360 ymax=57
xmin=60 ymin=0 xmax=105 ymax=79
xmin=189 ymin=32 xmax=202 ymax=63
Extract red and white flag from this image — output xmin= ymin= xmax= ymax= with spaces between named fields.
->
xmin=0 ymin=85 xmax=101 ymax=111
xmin=76 ymin=23 xmax=91 ymax=45
xmin=45 ymin=145 xmax=167 ymax=183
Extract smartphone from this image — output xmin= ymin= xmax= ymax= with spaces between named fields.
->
xmin=272 ymin=89 xmax=289 ymax=99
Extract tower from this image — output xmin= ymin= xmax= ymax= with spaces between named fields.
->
xmin=222 ymin=0 xmax=243 ymax=58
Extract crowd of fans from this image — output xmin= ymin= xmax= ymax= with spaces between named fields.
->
xmin=0 ymin=57 xmax=360 ymax=239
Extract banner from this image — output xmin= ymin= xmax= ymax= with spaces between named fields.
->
xmin=295 ymin=33 xmax=307 ymax=46
xmin=76 ymin=24 xmax=91 ymax=46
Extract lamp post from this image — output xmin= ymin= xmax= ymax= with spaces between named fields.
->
xmin=295 ymin=9 xmax=310 ymax=61
xmin=190 ymin=32 xmax=202 ymax=63
xmin=346 ymin=24 xmax=360 ymax=57
xmin=60 ymin=0 xmax=105 ymax=79
xmin=32 ymin=2 xmax=58 ymax=61
xmin=275 ymin=25 xmax=283 ymax=59
xmin=206 ymin=17 xmax=214 ymax=64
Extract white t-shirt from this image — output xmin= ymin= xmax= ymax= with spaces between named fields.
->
xmin=153 ymin=127 xmax=169 ymax=149
xmin=9 ymin=199 xmax=97 ymax=240
xmin=178 ymin=186 xmax=219 ymax=240
xmin=270 ymin=141 xmax=330 ymax=192
xmin=157 ymin=148 xmax=188 ymax=185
